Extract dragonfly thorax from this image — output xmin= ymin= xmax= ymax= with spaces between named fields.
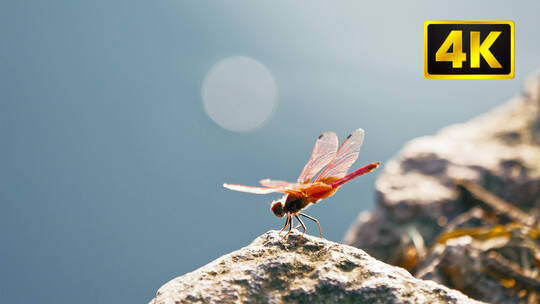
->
xmin=271 ymin=194 xmax=308 ymax=217
xmin=284 ymin=194 xmax=306 ymax=213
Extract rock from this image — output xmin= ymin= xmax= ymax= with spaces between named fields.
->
xmin=414 ymin=183 xmax=540 ymax=303
xmin=151 ymin=230 xmax=482 ymax=304
xmin=416 ymin=232 xmax=540 ymax=304
xmin=344 ymin=74 xmax=540 ymax=262
xmin=343 ymin=73 xmax=540 ymax=303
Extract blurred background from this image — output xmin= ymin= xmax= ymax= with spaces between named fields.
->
xmin=1 ymin=1 xmax=539 ymax=303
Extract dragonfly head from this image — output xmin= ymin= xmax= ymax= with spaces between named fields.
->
xmin=271 ymin=196 xmax=286 ymax=217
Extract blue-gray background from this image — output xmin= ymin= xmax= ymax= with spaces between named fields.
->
xmin=1 ymin=1 xmax=539 ymax=303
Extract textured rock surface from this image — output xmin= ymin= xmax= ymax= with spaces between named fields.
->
xmin=413 ymin=182 xmax=540 ymax=303
xmin=344 ymin=74 xmax=540 ymax=263
xmin=151 ymin=230 xmax=482 ymax=304
xmin=343 ymin=74 xmax=540 ymax=303
xmin=416 ymin=232 xmax=539 ymax=304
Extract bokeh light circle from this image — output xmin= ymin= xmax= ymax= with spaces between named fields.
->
xmin=202 ymin=56 xmax=277 ymax=132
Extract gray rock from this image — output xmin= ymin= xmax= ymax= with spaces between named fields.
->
xmin=344 ymin=74 xmax=540 ymax=265
xmin=343 ymin=74 xmax=540 ymax=303
xmin=150 ymin=230 xmax=482 ymax=304
xmin=416 ymin=233 xmax=539 ymax=304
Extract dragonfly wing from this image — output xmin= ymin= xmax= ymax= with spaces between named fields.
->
xmin=223 ymin=183 xmax=281 ymax=194
xmin=259 ymin=179 xmax=295 ymax=188
xmin=223 ymin=183 xmax=300 ymax=195
xmin=297 ymin=132 xmax=339 ymax=184
xmin=316 ymin=128 xmax=365 ymax=181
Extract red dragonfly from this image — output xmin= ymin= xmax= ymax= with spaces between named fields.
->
xmin=223 ymin=128 xmax=380 ymax=242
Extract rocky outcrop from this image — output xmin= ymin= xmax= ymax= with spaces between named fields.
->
xmin=343 ymin=74 xmax=540 ymax=303
xmin=151 ymin=230 xmax=482 ymax=304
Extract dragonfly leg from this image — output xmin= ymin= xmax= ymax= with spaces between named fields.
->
xmin=298 ymin=213 xmax=322 ymax=238
xmin=279 ymin=215 xmax=290 ymax=234
xmin=282 ymin=214 xmax=294 ymax=240
xmin=294 ymin=214 xmax=307 ymax=243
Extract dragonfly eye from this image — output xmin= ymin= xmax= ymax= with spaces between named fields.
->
xmin=271 ymin=201 xmax=285 ymax=217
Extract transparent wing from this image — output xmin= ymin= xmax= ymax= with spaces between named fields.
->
xmin=259 ymin=179 xmax=295 ymax=188
xmin=224 ymin=182 xmax=307 ymax=197
xmin=223 ymin=183 xmax=303 ymax=195
xmin=316 ymin=128 xmax=365 ymax=181
xmin=223 ymin=183 xmax=281 ymax=194
xmin=297 ymin=132 xmax=339 ymax=184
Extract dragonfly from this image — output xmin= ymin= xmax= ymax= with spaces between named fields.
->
xmin=223 ymin=128 xmax=380 ymax=242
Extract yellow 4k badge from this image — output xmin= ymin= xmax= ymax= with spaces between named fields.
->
xmin=424 ymin=21 xmax=514 ymax=79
